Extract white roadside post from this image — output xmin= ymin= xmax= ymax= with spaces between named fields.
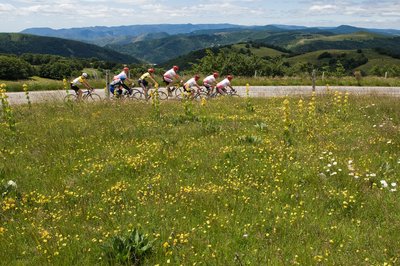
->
xmin=105 ymin=70 xmax=110 ymax=99
xmin=312 ymin=69 xmax=316 ymax=92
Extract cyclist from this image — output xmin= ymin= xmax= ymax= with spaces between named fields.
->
xmin=138 ymin=68 xmax=158 ymax=99
xmin=163 ymin=65 xmax=182 ymax=97
xmin=110 ymin=66 xmax=132 ymax=96
xmin=203 ymin=72 xmax=219 ymax=95
xmin=216 ymin=75 xmax=235 ymax=95
xmin=70 ymin=72 xmax=93 ymax=100
xmin=183 ymin=74 xmax=201 ymax=99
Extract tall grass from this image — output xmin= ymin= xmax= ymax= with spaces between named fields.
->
xmin=0 ymin=94 xmax=399 ymax=265
xmin=1 ymin=77 xmax=106 ymax=92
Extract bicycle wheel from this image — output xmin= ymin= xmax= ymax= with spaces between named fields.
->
xmin=194 ymin=91 xmax=208 ymax=101
xmin=129 ymin=89 xmax=143 ymax=100
xmin=148 ymin=89 xmax=168 ymax=100
xmin=64 ymin=94 xmax=77 ymax=102
xmin=132 ymin=90 xmax=144 ymax=100
xmin=157 ymin=91 xmax=168 ymax=100
xmin=174 ymin=87 xmax=184 ymax=99
xmin=85 ymin=93 xmax=102 ymax=102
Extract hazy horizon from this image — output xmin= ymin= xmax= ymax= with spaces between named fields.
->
xmin=1 ymin=0 xmax=400 ymax=32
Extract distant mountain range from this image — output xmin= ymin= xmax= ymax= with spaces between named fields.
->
xmin=21 ymin=24 xmax=242 ymax=42
xmin=21 ymin=24 xmax=400 ymax=43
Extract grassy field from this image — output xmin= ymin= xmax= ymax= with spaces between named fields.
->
xmin=233 ymin=44 xmax=287 ymax=58
xmin=286 ymin=49 xmax=400 ymax=74
xmin=289 ymin=32 xmax=380 ymax=48
xmin=1 ymin=93 xmax=399 ymax=265
xmin=232 ymin=76 xmax=400 ymax=87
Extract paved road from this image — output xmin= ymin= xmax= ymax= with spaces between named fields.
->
xmin=5 ymin=86 xmax=400 ymax=105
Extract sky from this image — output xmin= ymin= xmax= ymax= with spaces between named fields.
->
xmin=1 ymin=0 xmax=400 ymax=32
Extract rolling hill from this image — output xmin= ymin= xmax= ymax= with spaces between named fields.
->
xmin=0 ymin=33 xmax=141 ymax=63
xmin=21 ymin=24 xmax=400 ymax=45
xmin=106 ymin=34 xmax=235 ymax=64
xmin=106 ymin=29 xmax=399 ymax=64
xmin=19 ymin=24 xmax=400 ymax=64
xmin=21 ymin=24 xmax=242 ymax=44
xmin=160 ymin=43 xmax=288 ymax=70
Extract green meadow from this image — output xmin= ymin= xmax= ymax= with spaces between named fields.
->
xmin=1 ymin=91 xmax=399 ymax=265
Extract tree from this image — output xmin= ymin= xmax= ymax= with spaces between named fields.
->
xmin=39 ymin=62 xmax=74 ymax=80
xmin=335 ymin=60 xmax=346 ymax=78
xmin=0 ymin=55 xmax=34 ymax=80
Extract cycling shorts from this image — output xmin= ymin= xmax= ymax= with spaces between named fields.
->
xmin=138 ymin=79 xmax=148 ymax=87
xmin=70 ymin=84 xmax=80 ymax=92
xmin=184 ymin=85 xmax=193 ymax=92
xmin=163 ymin=76 xmax=173 ymax=84
xmin=203 ymin=83 xmax=212 ymax=90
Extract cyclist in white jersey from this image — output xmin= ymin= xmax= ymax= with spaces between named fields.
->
xmin=203 ymin=72 xmax=219 ymax=95
xmin=216 ymin=75 xmax=235 ymax=95
xmin=163 ymin=65 xmax=182 ymax=96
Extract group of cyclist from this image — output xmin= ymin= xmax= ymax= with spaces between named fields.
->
xmin=70 ymin=65 xmax=235 ymax=100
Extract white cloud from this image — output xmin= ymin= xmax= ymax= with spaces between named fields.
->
xmin=1 ymin=0 xmax=400 ymax=31
xmin=309 ymin=4 xmax=338 ymax=13
xmin=0 ymin=4 xmax=16 ymax=12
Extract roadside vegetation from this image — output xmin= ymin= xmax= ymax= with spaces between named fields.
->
xmin=1 ymin=91 xmax=399 ymax=265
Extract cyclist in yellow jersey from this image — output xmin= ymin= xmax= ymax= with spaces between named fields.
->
xmin=70 ymin=73 xmax=93 ymax=100
xmin=138 ymin=68 xmax=158 ymax=99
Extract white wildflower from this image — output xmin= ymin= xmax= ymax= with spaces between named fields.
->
xmin=7 ymin=180 xmax=17 ymax=189
xmin=319 ymin=173 xmax=327 ymax=178
xmin=380 ymin=180 xmax=388 ymax=188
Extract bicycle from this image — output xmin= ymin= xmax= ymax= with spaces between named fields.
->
xmin=209 ymin=88 xmax=240 ymax=98
xmin=178 ymin=86 xmax=208 ymax=101
xmin=166 ymin=81 xmax=184 ymax=99
xmin=131 ymin=84 xmax=168 ymax=101
xmin=109 ymin=82 xmax=136 ymax=100
xmin=64 ymin=88 xmax=101 ymax=102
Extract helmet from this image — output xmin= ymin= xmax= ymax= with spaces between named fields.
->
xmin=148 ymin=68 xmax=155 ymax=73
xmin=194 ymin=74 xmax=200 ymax=80
xmin=213 ymin=72 xmax=219 ymax=78
xmin=82 ymin=73 xmax=88 ymax=78
xmin=123 ymin=67 xmax=129 ymax=71
xmin=173 ymin=65 xmax=179 ymax=71
xmin=227 ymin=75 xmax=233 ymax=81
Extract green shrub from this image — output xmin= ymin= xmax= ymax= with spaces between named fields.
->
xmin=0 ymin=55 xmax=34 ymax=80
xmin=101 ymin=229 xmax=155 ymax=265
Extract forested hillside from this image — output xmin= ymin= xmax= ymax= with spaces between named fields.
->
xmin=0 ymin=33 xmax=140 ymax=63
